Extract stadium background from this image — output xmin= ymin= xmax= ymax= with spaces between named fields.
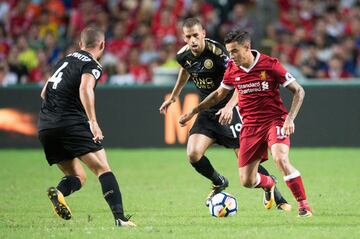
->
xmin=0 ymin=0 xmax=359 ymax=148
xmin=1 ymin=1 xmax=360 ymax=239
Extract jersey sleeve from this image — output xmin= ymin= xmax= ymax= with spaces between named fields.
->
xmin=82 ymin=61 xmax=103 ymax=81
xmin=218 ymin=44 xmax=230 ymax=68
xmin=221 ymin=67 xmax=234 ymax=90
xmin=272 ymin=59 xmax=296 ymax=87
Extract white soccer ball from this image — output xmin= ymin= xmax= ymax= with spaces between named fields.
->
xmin=209 ymin=192 xmax=238 ymax=217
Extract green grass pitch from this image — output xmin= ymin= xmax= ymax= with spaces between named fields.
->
xmin=0 ymin=148 xmax=359 ymax=239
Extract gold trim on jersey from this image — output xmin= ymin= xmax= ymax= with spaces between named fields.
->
xmin=206 ymin=42 xmax=223 ymax=55
xmin=177 ymin=45 xmax=190 ymax=54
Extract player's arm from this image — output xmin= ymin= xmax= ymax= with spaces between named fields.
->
xmin=216 ymin=90 xmax=238 ymax=125
xmin=40 ymin=81 xmax=48 ymax=100
xmin=159 ymin=67 xmax=190 ymax=114
xmin=79 ymin=73 xmax=104 ymax=142
xmin=179 ymin=86 xmax=231 ymax=127
xmin=283 ymin=80 xmax=305 ymax=136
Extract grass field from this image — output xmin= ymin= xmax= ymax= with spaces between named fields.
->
xmin=0 ymin=148 xmax=359 ymax=239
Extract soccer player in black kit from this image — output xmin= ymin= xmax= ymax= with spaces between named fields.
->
xmin=38 ymin=27 xmax=135 ymax=227
xmin=160 ymin=18 xmax=291 ymax=211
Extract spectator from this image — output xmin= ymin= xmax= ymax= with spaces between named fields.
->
xmin=127 ymin=48 xmax=151 ymax=84
xmin=28 ymin=49 xmax=51 ymax=84
xmin=300 ymin=42 xmax=327 ymax=78
xmin=139 ymin=35 xmax=159 ymax=65
xmin=17 ymin=35 xmax=38 ymax=71
xmin=7 ymin=45 xmax=27 ymax=83
xmin=323 ymin=54 xmax=352 ymax=80
xmin=0 ymin=60 xmax=17 ymax=86
xmin=108 ymin=59 xmax=135 ymax=85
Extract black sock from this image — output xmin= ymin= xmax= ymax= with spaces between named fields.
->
xmin=257 ymin=165 xmax=287 ymax=205
xmin=257 ymin=164 xmax=270 ymax=176
xmin=99 ymin=172 xmax=125 ymax=220
xmin=191 ymin=155 xmax=222 ymax=185
xmin=56 ymin=176 xmax=81 ymax=197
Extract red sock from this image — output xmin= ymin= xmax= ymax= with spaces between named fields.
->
xmin=284 ymin=172 xmax=309 ymax=209
xmin=255 ymin=173 xmax=274 ymax=189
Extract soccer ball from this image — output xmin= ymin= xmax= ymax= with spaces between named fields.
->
xmin=209 ymin=192 xmax=238 ymax=217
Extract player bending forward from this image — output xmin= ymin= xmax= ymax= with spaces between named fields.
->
xmin=179 ymin=29 xmax=312 ymax=217
xmin=38 ymin=27 xmax=136 ymax=226
xmin=160 ymin=18 xmax=291 ymax=211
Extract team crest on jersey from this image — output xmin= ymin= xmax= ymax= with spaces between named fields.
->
xmin=260 ymin=71 xmax=267 ymax=80
xmin=235 ymin=77 xmax=240 ymax=81
xmin=204 ymin=59 xmax=213 ymax=69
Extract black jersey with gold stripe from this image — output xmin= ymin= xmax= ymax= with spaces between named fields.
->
xmin=176 ymin=38 xmax=234 ymax=112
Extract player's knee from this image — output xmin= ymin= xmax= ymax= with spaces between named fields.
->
xmin=239 ymin=174 xmax=256 ymax=188
xmin=187 ymin=150 xmax=203 ymax=163
xmin=273 ymin=154 xmax=289 ymax=168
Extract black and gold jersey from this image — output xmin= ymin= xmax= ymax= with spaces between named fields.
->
xmin=176 ymin=38 xmax=234 ymax=112
xmin=38 ymin=50 xmax=103 ymax=131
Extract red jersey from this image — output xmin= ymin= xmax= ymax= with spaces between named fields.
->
xmin=221 ymin=50 xmax=296 ymax=126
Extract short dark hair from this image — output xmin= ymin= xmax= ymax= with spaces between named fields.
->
xmin=182 ymin=17 xmax=202 ymax=28
xmin=224 ymin=30 xmax=251 ymax=45
xmin=80 ymin=26 xmax=104 ymax=48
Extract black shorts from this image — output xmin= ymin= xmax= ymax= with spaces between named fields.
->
xmin=189 ymin=107 xmax=242 ymax=148
xmin=38 ymin=123 xmax=103 ymax=166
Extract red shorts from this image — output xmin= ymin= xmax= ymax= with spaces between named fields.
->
xmin=238 ymin=119 xmax=291 ymax=168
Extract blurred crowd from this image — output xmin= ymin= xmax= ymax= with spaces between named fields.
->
xmin=264 ymin=0 xmax=360 ymax=80
xmin=0 ymin=0 xmax=359 ymax=87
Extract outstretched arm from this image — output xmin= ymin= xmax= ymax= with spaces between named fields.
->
xmin=79 ymin=73 xmax=103 ymax=142
xmin=159 ymin=67 xmax=190 ymax=114
xmin=179 ymin=86 xmax=231 ymax=126
xmin=282 ymin=81 xmax=305 ymax=136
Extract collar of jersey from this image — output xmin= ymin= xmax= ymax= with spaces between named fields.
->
xmin=79 ymin=50 xmax=103 ymax=67
xmin=239 ymin=50 xmax=260 ymax=73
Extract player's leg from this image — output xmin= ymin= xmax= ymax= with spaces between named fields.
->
xmin=234 ymin=148 xmax=291 ymax=211
xmin=270 ymin=143 xmax=312 ymax=217
xmin=47 ymin=158 xmax=86 ymax=220
xmin=187 ymin=134 xmax=228 ymax=205
xmin=79 ymin=149 xmax=136 ymax=227
xmin=257 ymin=164 xmax=291 ymax=211
xmin=238 ymin=126 xmax=276 ymax=207
xmin=238 ymin=158 xmax=276 ymax=209
xmin=56 ymin=158 xmax=86 ymax=196
xmin=39 ymin=128 xmax=83 ymax=220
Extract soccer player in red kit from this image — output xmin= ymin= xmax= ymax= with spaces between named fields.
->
xmin=179 ymin=30 xmax=312 ymax=217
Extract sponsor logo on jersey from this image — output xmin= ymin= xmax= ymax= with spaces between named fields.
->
xmin=192 ymin=76 xmax=215 ymax=89
xmin=237 ymin=81 xmax=269 ymax=94
xmin=204 ymin=59 xmax=213 ymax=69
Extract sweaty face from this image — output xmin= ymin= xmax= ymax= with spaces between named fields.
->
xmin=183 ymin=25 xmax=205 ymax=55
xmin=225 ymin=41 xmax=249 ymax=67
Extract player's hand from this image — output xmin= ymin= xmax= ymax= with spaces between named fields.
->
xmin=179 ymin=112 xmax=195 ymax=127
xmin=216 ymin=106 xmax=233 ymax=125
xmin=89 ymin=121 xmax=104 ymax=143
xmin=159 ymin=98 xmax=175 ymax=114
xmin=282 ymin=116 xmax=295 ymax=136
